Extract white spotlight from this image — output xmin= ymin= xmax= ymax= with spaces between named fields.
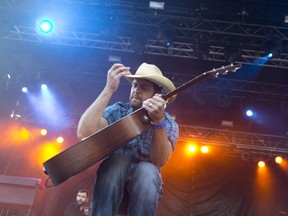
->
xmin=246 ymin=109 xmax=254 ymax=117
xmin=21 ymin=87 xmax=28 ymax=93
xmin=41 ymin=84 xmax=48 ymax=91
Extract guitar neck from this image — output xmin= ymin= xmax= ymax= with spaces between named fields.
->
xmin=163 ymin=64 xmax=241 ymax=101
xmin=163 ymin=71 xmax=213 ymax=102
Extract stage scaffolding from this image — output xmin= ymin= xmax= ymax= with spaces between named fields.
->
xmin=1 ymin=0 xmax=288 ymax=68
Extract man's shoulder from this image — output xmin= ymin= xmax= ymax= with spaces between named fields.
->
xmin=67 ymin=202 xmax=77 ymax=207
xmin=64 ymin=202 xmax=78 ymax=214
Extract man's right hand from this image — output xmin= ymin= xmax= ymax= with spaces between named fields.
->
xmin=106 ymin=63 xmax=131 ymax=93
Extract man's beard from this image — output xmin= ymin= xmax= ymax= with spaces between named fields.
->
xmin=77 ymin=201 xmax=84 ymax=206
xmin=130 ymin=98 xmax=142 ymax=110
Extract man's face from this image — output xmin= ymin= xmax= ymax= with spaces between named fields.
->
xmin=76 ymin=192 xmax=88 ymax=206
xmin=129 ymin=79 xmax=156 ymax=109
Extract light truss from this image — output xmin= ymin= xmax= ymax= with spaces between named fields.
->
xmin=167 ymin=73 xmax=288 ymax=103
xmin=1 ymin=0 xmax=288 ymax=68
xmin=1 ymin=0 xmax=288 ymax=43
xmin=3 ymin=20 xmax=288 ymax=69
xmin=1 ymin=26 xmax=134 ymax=51
xmin=178 ymin=125 xmax=288 ymax=156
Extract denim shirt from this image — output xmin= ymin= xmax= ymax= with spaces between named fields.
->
xmin=103 ymin=102 xmax=179 ymax=167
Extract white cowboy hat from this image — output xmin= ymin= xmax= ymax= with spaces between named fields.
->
xmin=125 ymin=62 xmax=176 ymax=103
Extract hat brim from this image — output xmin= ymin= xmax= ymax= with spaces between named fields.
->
xmin=125 ymin=74 xmax=177 ymax=103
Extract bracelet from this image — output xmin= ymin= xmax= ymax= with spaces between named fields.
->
xmin=151 ymin=120 xmax=166 ymax=129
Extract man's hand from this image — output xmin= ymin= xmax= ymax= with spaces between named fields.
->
xmin=106 ymin=63 xmax=131 ymax=93
xmin=143 ymin=94 xmax=166 ymax=123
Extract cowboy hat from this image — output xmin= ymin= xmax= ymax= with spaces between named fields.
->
xmin=125 ymin=62 xmax=176 ymax=103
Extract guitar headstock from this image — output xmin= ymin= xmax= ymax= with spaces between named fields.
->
xmin=205 ymin=63 xmax=242 ymax=77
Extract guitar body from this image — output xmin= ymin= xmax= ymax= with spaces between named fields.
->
xmin=43 ymin=108 xmax=151 ymax=186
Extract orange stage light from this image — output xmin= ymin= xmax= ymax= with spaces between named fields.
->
xmin=187 ymin=145 xmax=197 ymax=153
xmin=40 ymin=129 xmax=47 ymax=136
xmin=56 ymin=136 xmax=64 ymax=143
xmin=184 ymin=141 xmax=198 ymax=157
xmin=258 ymin=161 xmax=265 ymax=167
xmin=275 ymin=156 xmax=283 ymax=164
xmin=201 ymin=146 xmax=209 ymax=154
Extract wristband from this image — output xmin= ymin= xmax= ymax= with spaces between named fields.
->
xmin=151 ymin=120 xmax=166 ymax=129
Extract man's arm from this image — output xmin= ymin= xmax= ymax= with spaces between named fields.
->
xmin=77 ymin=63 xmax=130 ymax=140
xmin=143 ymin=94 xmax=174 ymax=167
xmin=150 ymin=126 xmax=173 ymax=168
xmin=77 ymin=88 xmax=112 ymax=139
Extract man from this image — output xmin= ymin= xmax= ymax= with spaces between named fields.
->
xmin=64 ymin=189 xmax=89 ymax=216
xmin=77 ymin=63 xmax=179 ymax=216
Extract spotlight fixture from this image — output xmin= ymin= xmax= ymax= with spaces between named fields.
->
xmin=40 ymin=129 xmax=48 ymax=136
xmin=108 ymin=55 xmax=121 ymax=63
xmin=21 ymin=87 xmax=28 ymax=93
xmin=284 ymin=15 xmax=288 ymax=24
xmin=258 ymin=161 xmax=265 ymax=167
xmin=237 ymin=7 xmax=249 ymax=21
xmin=57 ymin=136 xmax=64 ymax=144
xmin=41 ymin=84 xmax=48 ymax=91
xmin=245 ymin=109 xmax=254 ymax=117
xmin=149 ymin=1 xmax=165 ymax=10
xmin=200 ymin=146 xmax=209 ymax=154
xmin=275 ymin=156 xmax=283 ymax=164
xmin=37 ymin=18 xmax=54 ymax=34
xmin=221 ymin=120 xmax=233 ymax=128
xmin=10 ymin=111 xmax=21 ymax=120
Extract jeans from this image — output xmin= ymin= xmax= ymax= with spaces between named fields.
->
xmin=91 ymin=154 xmax=162 ymax=216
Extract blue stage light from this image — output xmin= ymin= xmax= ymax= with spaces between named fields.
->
xmin=38 ymin=19 xmax=54 ymax=34
xmin=21 ymin=87 xmax=28 ymax=93
xmin=41 ymin=84 xmax=48 ymax=91
xmin=165 ymin=40 xmax=172 ymax=47
xmin=246 ymin=109 xmax=254 ymax=117
xmin=267 ymin=53 xmax=273 ymax=58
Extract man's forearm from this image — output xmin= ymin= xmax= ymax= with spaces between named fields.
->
xmin=150 ymin=127 xmax=172 ymax=168
xmin=77 ymin=87 xmax=113 ymax=139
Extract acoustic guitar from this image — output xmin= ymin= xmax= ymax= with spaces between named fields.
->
xmin=43 ymin=64 xmax=241 ymax=186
